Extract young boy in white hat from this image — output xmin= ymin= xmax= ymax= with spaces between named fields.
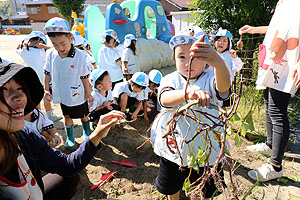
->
xmin=113 ymin=72 xmax=148 ymax=122
xmin=151 ymin=28 xmax=231 ymax=199
xmin=43 ymin=17 xmax=94 ymax=150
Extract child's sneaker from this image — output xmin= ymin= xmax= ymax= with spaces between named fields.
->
xmin=147 ymin=101 xmax=155 ymax=108
xmin=124 ymin=112 xmax=133 ymax=122
xmin=248 ymin=163 xmax=283 ymax=182
xmin=246 ymin=143 xmax=272 ymax=156
xmin=147 ymin=107 xmax=152 ymax=112
xmin=92 ymin=122 xmax=97 ymax=130
xmin=137 ymin=110 xmax=144 ymax=117
xmin=46 ymin=109 xmax=62 ymax=122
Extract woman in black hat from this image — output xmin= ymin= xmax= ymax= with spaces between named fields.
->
xmin=0 ymin=63 xmax=124 ymax=199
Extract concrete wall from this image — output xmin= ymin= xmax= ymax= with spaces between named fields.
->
xmin=171 ymin=11 xmax=197 ymax=34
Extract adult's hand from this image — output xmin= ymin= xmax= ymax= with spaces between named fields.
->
xmin=89 ymin=111 xmax=124 ymax=146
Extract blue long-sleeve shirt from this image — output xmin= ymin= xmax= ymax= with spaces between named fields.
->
xmin=0 ymin=127 xmax=101 ymax=198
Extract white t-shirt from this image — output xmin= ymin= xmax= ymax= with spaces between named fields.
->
xmin=16 ymin=47 xmax=46 ymax=84
xmin=44 ymin=47 xmax=90 ymax=106
xmin=256 ymin=0 xmax=300 ymax=95
xmin=24 ymin=109 xmax=53 ymax=134
xmin=112 ymin=81 xmax=146 ymax=101
xmin=98 ymin=46 xmax=123 ymax=82
xmin=0 ymin=154 xmax=42 ymax=200
xmin=89 ymin=89 xmax=113 ymax=112
xmin=121 ymin=48 xmax=140 ymax=74
xmin=79 ymin=49 xmax=96 ymax=72
xmin=151 ymin=71 xmax=229 ymax=167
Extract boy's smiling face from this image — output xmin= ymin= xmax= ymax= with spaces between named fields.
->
xmin=174 ymin=44 xmax=206 ymax=79
xmin=50 ymin=34 xmax=73 ymax=58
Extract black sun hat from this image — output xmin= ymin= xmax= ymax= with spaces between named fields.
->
xmin=0 ymin=63 xmax=44 ymax=115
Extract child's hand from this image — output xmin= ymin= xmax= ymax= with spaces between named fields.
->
xmin=44 ymin=90 xmax=52 ymax=102
xmin=86 ymin=92 xmax=94 ymax=102
xmin=190 ymin=35 xmax=224 ymax=68
xmin=132 ymin=113 xmax=138 ymax=121
xmin=49 ymin=134 xmax=61 ymax=148
xmin=229 ymin=50 xmax=237 ymax=58
xmin=144 ymin=114 xmax=150 ymax=122
xmin=187 ymin=90 xmax=210 ymax=107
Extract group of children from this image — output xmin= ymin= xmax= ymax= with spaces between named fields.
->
xmin=9 ymin=16 xmax=245 ymax=199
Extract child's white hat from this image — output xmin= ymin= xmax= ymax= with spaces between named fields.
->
xmin=24 ymin=31 xmax=47 ymax=44
xmin=71 ymin=30 xmax=84 ymax=46
xmin=101 ymin=29 xmax=119 ymax=43
xmin=169 ymin=26 xmax=206 ymax=50
xmin=123 ymin=34 xmax=136 ymax=48
xmin=148 ymin=69 xmax=162 ymax=84
xmin=44 ymin=17 xmax=70 ymax=34
xmin=131 ymin=72 xmax=149 ymax=87
xmin=89 ymin=69 xmax=108 ymax=88
xmin=215 ymin=28 xmax=233 ymax=49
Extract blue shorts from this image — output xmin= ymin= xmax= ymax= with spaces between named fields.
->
xmin=154 ymin=157 xmax=225 ymax=198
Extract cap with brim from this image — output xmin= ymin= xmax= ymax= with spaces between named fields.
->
xmin=215 ymin=28 xmax=233 ymax=49
xmin=89 ymin=69 xmax=108 ymax=88
xmin=71 ymin=30 xmax=84 ymax=46
xmin=131 ymin=72 xmax=148 ymax=87
xmin=0 ymin=63 xmax=44 ymax=115
xmin=83 ymin=38 xmax=90 ymax=47
xmin=24 ymin=31 xmax=47 ymax=44
xmin=148 ymin=69 xmax=162 ymax=84
xmin=123 ymin=34 xmax=136 ymax=48
xmin=101 ymin=29 xmax=119 ymax=44
xmin=169 ymin=26 xmax=206 ymax=50
xmin=44 ymin=17 xmax=70 ymax=34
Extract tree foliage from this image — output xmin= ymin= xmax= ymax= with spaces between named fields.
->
xmin=189 ymin=0 xmax=278 ymax=38
xmin=0 ymin=0 xmax=11 ymax=17
xmin=52 ymin=0 xmax=85 ymax=21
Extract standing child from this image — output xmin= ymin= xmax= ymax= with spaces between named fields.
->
xmin=88 ymin=69 xmax=120 ymax=128
xmin=239 ymin=0 xmax=300 ymax=182
xmin=151 ymin=30 xmax=231 ymax=200
xmin=24 ymin=109 xmax=61 ymax=148
xmin=122 ymin=34 xmax=140 ymax=80
xmin=72 ymin=30 xmax=97 ymax=71
xmin=143 ymin=69 xmax=162 ymax=122
xmin=214 ymin=28 xmax=243 ymax=82
xmin=113 ymin=72 xmax=148 ymax=122
xmin=98 ymin=29 xmax=123 ymax=89
xmin=16 ymin=31 xmax=61 ymax=121
xmin=43 ymin=17 xmax=94 ymax=150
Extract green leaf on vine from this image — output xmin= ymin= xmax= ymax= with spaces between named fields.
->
xmin=187 ymin=153 xmax=199 ymax=173
xmin=241 ymin=122 xmax=249 ymax=137
xmin=226 ymin=126 xmax=233 ymax=136
xmin=234 ymin=133 xmax=243 ymax=146
xmin=183 ymin=178 xmax=191 ymax=195
xmin=230 ymin=113 xmax=241 ymax=123
xmin=197 ymin=147 xmax=207 ymax=165
xmin=244 ymin=110 xmax=255 ymax=131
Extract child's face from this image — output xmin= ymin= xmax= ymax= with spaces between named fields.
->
xmin=96 ymin=74 xmax=112 ymax=91
xmin=149 ymin=82 xmax=158 ymax=91
xmin=174 ymin=44 xmax=206 ymax=79
xmin=130 ymin=82 xmax=143 ymax=93
xmin=50 ymin=34 xmax=73 ymax=58
xmin=214 ymin=36 xmax=229 ymax=53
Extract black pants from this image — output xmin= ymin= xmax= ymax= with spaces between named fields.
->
xmin=43 ymin=173 xmax=80 ymax=200
xmin=264 ymin=87 xmax=291 ymax=166
xmin=88 ymin=104 xmax=120 ymax=122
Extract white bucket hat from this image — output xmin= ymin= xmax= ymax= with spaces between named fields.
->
xmin=123 ymin=34 xmax=136 ymax=48
xmin=44 ymin=17 xmax=70 ymax=34
xmin=24 ymin=31 xmax=47 ymax=44
xmin=71 ymin=30 xmax=84 ymax=46
xmin=131 ymin=72 xmax=149 ymax=87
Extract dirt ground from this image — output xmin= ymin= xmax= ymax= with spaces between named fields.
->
xmin=1 ymin=35 xmax=300 ymax=200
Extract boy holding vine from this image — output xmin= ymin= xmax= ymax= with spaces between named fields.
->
xmin=151 ymin=28 xmax=231 ymax=199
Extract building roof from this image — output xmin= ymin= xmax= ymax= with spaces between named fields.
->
xmin=166 ymin=0 xmax=192 ymax=9
xmin=24 ymin=0 xmax=53 ymax=5
xmin=9 ymin=14 xmax=28 ymax=20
